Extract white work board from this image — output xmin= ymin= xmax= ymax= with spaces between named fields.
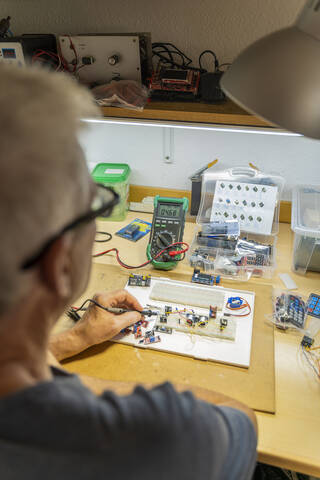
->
xmin=112 ymin=278 xmax=255 ymax=368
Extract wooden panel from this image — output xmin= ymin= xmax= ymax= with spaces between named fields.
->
xmin=62 ymin=263 xmax=275 ymax=413
xmin=101 ymin=98 xmax=272 ymax=127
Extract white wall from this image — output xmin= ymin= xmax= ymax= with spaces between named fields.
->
xmin=3 ymin=0 xmax=318 ymax=198
xmin=0 ymin=0 xmax=304 ymax=68
xmin=79 ymin=121 xmax=320 ymax=200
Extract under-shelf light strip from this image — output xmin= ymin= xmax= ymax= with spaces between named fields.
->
xmin=82 ymin=117 xmax=301 ymax=137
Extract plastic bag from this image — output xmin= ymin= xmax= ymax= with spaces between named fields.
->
xmin=92 ymin=80 xmax=149 ymax=111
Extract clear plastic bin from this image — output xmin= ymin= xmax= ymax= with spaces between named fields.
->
xmin=188 ymin=165 xmax=284 ymax=280
xmin=91 ymin=163 xmax=130 ymax=221
xmin=291 ymin=185 xmax=320 ymax=274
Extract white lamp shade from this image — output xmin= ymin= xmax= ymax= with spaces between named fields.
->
xmin=221 ymin=26 xmax=320 ymax=139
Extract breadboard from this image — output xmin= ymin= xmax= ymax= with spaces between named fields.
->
xmin=113 ymin=277 xmax=255 ymax=368
xmin=150 ymin=281 xmax=225 ymax=309
xmin=154 ymin=314 xmax=236 ymax=341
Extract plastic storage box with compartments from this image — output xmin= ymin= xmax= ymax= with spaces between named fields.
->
xmin=291 ymin=184 xmax=320 ymax=275
xmin=187 ymin=166 xmax=285 ymax=280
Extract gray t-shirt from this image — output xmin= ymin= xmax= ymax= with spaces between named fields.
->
xmin=0 ymin=367 xmax=257 ymax=479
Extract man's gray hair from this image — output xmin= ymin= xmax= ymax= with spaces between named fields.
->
xmin=0 ymin=65 xmax=99 ymax=313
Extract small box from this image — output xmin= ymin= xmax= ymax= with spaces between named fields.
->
xmin=291 ymin=185 xmax=320 ymax=275
xmin=91 ymin=163 xmax=130 ymax=221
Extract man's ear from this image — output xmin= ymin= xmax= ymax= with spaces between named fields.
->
xmin=39 ymin=233 xmax=74 ymax=300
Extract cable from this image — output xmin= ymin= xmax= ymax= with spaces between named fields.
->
xmin=198 ymin=50 xmax=219 ymax=73
xmin=152 ymin=42 xmax=204 ymax=72
xmin=95 ymin=231 xmax=112 ymax=243
xmin=93 ymin=241 xmax=189 ymax=269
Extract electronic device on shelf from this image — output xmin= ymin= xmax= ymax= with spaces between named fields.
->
xmin=0 ymin=34 xmax=57 ymax=67
xmin=58 ymin=33 xmax=152 ymax=85
xmin=147 ymin=195 xmax=189 ymax=270
xmin=149 ymin=67 xmax=200 ymax=101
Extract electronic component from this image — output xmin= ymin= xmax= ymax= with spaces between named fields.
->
xmin=275 ymin=293 xmax=306 ymax=329
xmin=220 ymin=317 xmax=228 ymax=330
xmin=128 ymin=274 xmax=151 ymax=287
xmin=301 ymin=335 xmax=314 ymax=348
xmin=209 ymin=306 xmax=217 ymax=319
xmin=159 ymin=315 xmax=167 ymax=323
xmin=58 ymin=33 xmax=152 ymax=85
xmin=155 ymin=325 xmax=173 ymax=334
xmin=191 ymin=268 xmax=220 ymax=286
xmin=116 ymin=218 xmax=152 ymax=242
xmin=164 ymin=306 xmax=172 ymax=314
xmin=0 ymin=34 xmax=57 ymax=68
xmin=150 ymin=281 xmax=225 ymax=309
xmin=144 ymin=335 xmax=161 ymax=345
xmin=149 ymin=68 xmax=200 ymax=101
xmin=307 ymin=293 xmax=320 ymax=319
xmin=227 ymin=297 xmax=244 ymax=309
xmin=147 ymin=195 xmax=189 ymax=270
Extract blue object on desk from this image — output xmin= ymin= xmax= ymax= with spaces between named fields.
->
xmin=116 ymin=218 xmax=152 ymax=242
xmin=307 ymin=293 xmax=320 ymax=319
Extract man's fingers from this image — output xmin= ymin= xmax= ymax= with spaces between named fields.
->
xmin=116 ymin=311 xmax=141 ymax=330
xmin=101 ymin=290 xmax=143 ymax=312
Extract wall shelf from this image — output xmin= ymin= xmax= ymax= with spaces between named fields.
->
xmin=101 ymin=98 xmax=272 ymax=127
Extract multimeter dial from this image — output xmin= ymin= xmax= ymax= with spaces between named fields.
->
xmin=156 ymin=232 xmax=173 ymax=249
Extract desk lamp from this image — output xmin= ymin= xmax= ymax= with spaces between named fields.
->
xmin=221 ymin=0 xmax=320 ymax=139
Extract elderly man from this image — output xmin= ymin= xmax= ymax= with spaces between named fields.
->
xmin=0 ymin=65 xmax=257 ymax=479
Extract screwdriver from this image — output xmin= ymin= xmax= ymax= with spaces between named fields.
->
xmin=105 ymin=307 xmax=158 ymax=317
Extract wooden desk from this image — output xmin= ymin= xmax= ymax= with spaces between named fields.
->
xmin=63 ymin=213 xmax=320 ymax=476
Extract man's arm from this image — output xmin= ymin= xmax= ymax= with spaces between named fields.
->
xmin=49 ymin=289 xmax=142 ymax=360
xmin=49 ymin=289 xmax=257 ymax=432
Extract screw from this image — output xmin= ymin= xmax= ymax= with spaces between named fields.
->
xmin=251 ymin=202 xmax=256 ymax=207
xmin=240 ymin=214 xmax=245 ymax=220
xmin=248 ymin=215 xmax=253 ymax=221
xmin=234 ymin=200 xmax=239 ymax=205
xmin=245 ymin=186 xmax=249 ymax=191
xmin=224 ymin=212 xmax=229 ymax=217
xmin=259 ymin=202 xmax=264 ymax=208
xmin=229 ymin=184 xmax=233 ymax=189
xmin=237 ymin=185 xmax=241 ymax=190
xmin=253 ymin=186 xmax=258 ymax=192
xmin=221 ymin=183 xmax=225 ymax=188
xmin=257 ymin=216 xmax=262 ymax=222
xmin=243 ymin=200 xmax=247 ymax=206
xmin=262 ymin=187 xmax=266 ymax=193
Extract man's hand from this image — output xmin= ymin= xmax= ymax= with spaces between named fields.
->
xmin=76 ymin=290 xmax=143 ymax=346
xmin=49 ymin=290 xmax=143 ymax=361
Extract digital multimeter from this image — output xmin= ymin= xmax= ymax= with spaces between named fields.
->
xmin=146 ymin=195 xmax=189 ymax=270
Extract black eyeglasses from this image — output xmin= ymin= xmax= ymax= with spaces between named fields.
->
xmin=21 ymin=184 xmax=119 ymax=270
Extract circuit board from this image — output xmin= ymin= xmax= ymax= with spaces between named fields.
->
xmin=154 ymin=312 xmax=236 ymax=340
xmin=112 ymin=277 xmax=256 ymax=368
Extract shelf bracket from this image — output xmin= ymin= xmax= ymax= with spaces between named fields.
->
xmin=162 ymin=127 xmax=174 ymax=163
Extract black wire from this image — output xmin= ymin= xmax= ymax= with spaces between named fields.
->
xmin=199 ymin=50 xmax=219 ymax=72
xmin=95 ymin=231 xmax=112 ymax=243
xmin=70 ymin=298 xmax=142 ymax=314
xmin=152 ymin=42 xmax=203 ymax=71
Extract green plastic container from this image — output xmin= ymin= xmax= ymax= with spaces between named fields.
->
xmin=91 ymin=163 xmax=131 ymax=221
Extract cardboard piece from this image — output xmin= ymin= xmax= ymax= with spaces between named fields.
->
xmin=58 ymin=263 xmax=275 ymax=413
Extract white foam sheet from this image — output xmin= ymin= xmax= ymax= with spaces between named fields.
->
xmin=112 ymin=278 xmax=255 ymax=368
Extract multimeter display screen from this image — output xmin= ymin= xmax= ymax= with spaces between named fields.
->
xmin=158 ymin=204 xmax=181 ymax=218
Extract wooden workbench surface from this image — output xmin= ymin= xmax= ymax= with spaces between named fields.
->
xmin=63 ymin=213 xmax=320 ymax=476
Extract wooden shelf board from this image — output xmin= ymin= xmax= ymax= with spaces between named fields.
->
xmin=101 ymin=98 xmax=272 ymax=127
